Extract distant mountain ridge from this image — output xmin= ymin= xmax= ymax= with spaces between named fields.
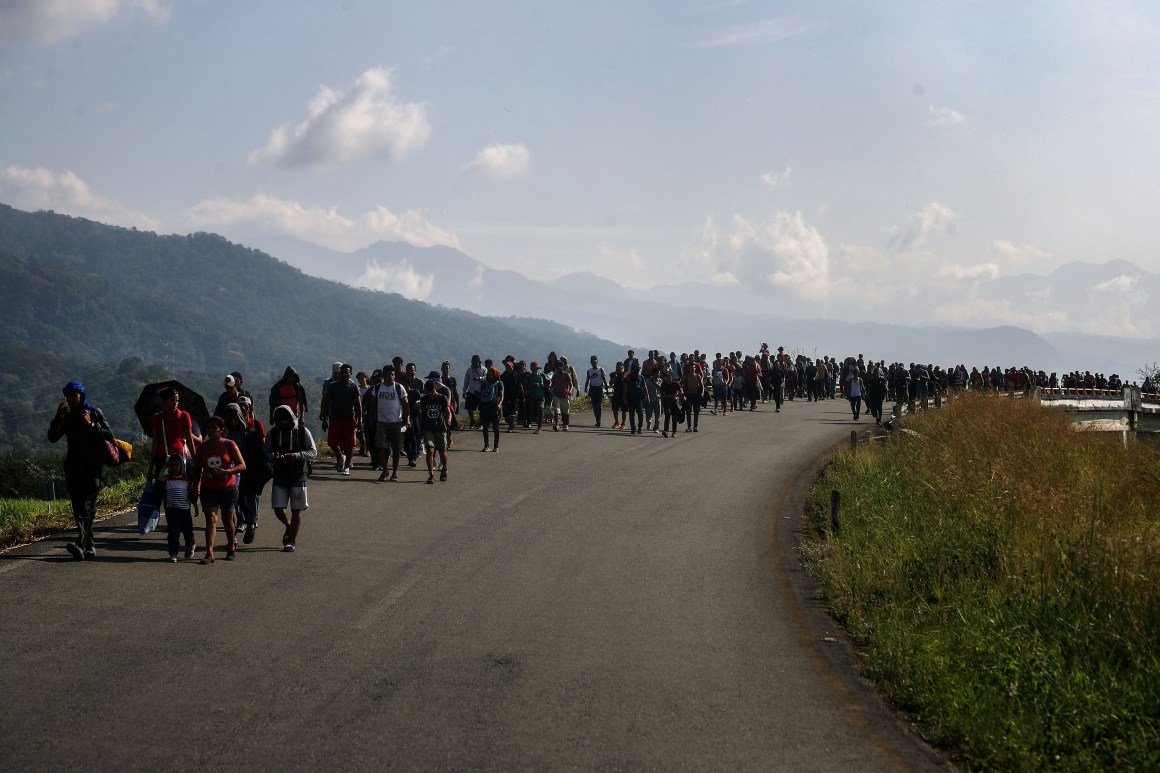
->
xmin=244 ymin=234 xmax=1157 ymax=377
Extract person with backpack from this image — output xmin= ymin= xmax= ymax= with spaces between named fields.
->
xmin=48 ymin=380 xmax=116 ymax=560
xmin=550 ymin=357 xmax=576 ymax=432
xmin=711 ymin=358 xmax=730 ymax=416
xmin=584 ymin=356 xmax=608 ymax=428
xmin=371 ymin=368 xmax=409 ymax=482
xmin=269 ymin=366 xmax=308 ymax=425
xmin=478 ymin=367 xmax=504 ymax=451
xmin=419 ymin=379 xmax=452 ymax=483
xmin=265 ymin=405 xmax=316 ymax=552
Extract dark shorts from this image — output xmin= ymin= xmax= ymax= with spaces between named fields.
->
xmin=200 ymin=486 xmax=239 ymax=513
xmin=465 ymin=393 xmax=480 ymax=411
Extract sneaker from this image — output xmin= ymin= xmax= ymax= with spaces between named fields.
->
xmin=185 ymin=545 xmax=197 ymax=560
xmin=595 ymin=422 xmax=601 ymax=428
xmin=653 ymin=428 xmax=660 ymax=434
xmin=693 ymin=427 xmax=699 ymax=432
xmin=226 ymin=545 xmax=236 ymax=561
xmin=378 ymin=470 xmax=388 ymax=481
xmin=341 ymin=467 xmax=351 ymax=476
xmin=552 ymin=425 xmax=559 ymax=432
xmin=389 ymin=474 xmax=398 ymax=481
xmin=492 ymin=446 xmax=499 ymax=452
xmin=408 ymin=459 xmax=417 ymax=468
xmin=426 ymin=475 xmax=435 ymax=484
xmin=243 ymin=524 xmax=256 ymax=544
xmin=562 ymin=426 xmax=569 ymax=432
xmin=440 ymin=469 xmax=447 ymax=482
xmin=83 ymin=548 xmax=96 ymax=559
xmin=534 ymin=429 xmax=540 ymax=434
xmin=200 ymin=553 xmax=215 ymax=565
xmin=662 ymin=431 xmax=668 ymax=437
xmin=282 ymin=529 xmax=290 ymax=547
xmin=685 ymin=428 xmax=691 ymax=433
xmin=66 ymin=542 xmax=84 ymax=561
xmin=283 ymin=543 xmax=295 ymax=553
xmin=483 ymin=445 xmax=491 ymax=452
xmin=169 ymin=554 xmax=179 ymax=563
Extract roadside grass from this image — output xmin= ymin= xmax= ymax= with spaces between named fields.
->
xmin=0 ymin=478 xmax=141 ymax=550
xmin=803 ymin=393 xmax=1158 ymax=771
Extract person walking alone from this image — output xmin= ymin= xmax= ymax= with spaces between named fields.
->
xmin=47 ymin=381 xmax=115 ymax=560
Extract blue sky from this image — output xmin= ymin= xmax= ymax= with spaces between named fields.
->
xmin=1 ymin=1 xmax=1158 ymax=335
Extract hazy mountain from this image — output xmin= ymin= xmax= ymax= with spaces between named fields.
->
xmin=240 ymin=233 xmax=1157 ymax=376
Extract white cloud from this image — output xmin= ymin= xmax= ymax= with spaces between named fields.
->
xmin=760 ymin=165 xmax=792 ymax=187
xmin=462 ymin=143 xmax=530 ymax=178
xmin=938 ymin=261 xmax=1000 ymax=281
xmin=0 ymin=0 xmax=171 ymax=42
xmin=0 ymin=165 xmax=159 ymax=229
xmin=926 ymin=104 xmax=967 ymax=127
xmin=353 ymin=258 xmax=434 ymax=301
xmin=990 ymin=240 xmax=1051 ymax=262
xmin=249 ymin=67 xmax=430 ymax=169
xmin=694 ymin=15 xmax=827 ymax=47
xmin=886 ymin=201 xmax=957 ymax=250
xmin=725 ymin=210 xmax=832 ymax=300
xmin=185 ymin=193 xmax=458 ymax=251
xmin=1093 ymin=274 xmax=1137 ymax=292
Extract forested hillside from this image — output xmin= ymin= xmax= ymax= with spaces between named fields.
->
xmin=0 ymin=204 xmax=626 ymax=452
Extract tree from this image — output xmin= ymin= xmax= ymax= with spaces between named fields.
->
xmin=1138 ymin=362 xmax=1159 ymax=385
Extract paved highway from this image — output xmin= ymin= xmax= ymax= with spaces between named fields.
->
xmin=0 ymin=398 xmax=947 ymax=771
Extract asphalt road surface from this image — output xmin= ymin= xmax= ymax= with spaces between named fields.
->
xmin=0 ymin=398 xmax=948 ymax=771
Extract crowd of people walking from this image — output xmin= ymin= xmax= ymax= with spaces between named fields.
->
xmin=46 ymin=346 xmax=1149 ymax=564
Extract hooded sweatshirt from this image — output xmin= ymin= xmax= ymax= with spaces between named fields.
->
xmin=269 ymin=366 xmax=308 ymax=423
xmin=264 ymin=405 xmax=317 ymax=484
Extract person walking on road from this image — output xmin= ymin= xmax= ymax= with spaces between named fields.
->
xmin=419 ymin=379 xmax=452 ymax=483
xmin=371 ymin=369 xmax=408 ymax=482
xmin=320 ymin=364 xmax=362 ymax=476
xmin=191 ymin=416 xmax=246 ymax=563
xmin=463 ymin=355 xmax=487 ymax=429
xmin=846 ymin=367 xmax=865 ymax=421
xmin=479 ymin=367 xmax=504 ymax=451
xmin=47 ymin=380 xmax=115 ymax=560
xmin=265 ymin=405 xmax=316 ymax=552
xmin=584 ymin=356 xmax=607 ymax=428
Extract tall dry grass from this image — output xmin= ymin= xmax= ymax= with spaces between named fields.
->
xmin=804 ymin=393 xmax=1158 ymax=771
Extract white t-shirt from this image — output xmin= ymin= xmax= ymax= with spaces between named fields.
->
xmin=464 ymin=366 xmax=487 ymax=395
xmin=375 ymin=383 xmax=406 ymax=423
xmin=586 ymin=367 xmax=606 ymax=388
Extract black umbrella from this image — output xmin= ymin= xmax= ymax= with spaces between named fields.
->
xmin=134 ymin=380 xmax=211 ymax=438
